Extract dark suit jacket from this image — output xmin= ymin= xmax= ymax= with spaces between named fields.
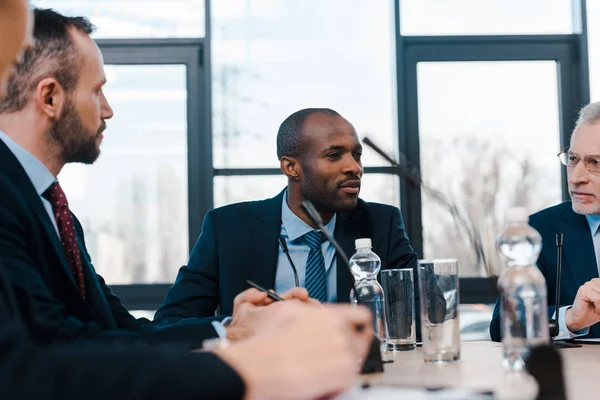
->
xmin=155 ymin=190 xmax=419 ymax=320
xmin=490 ymin=201 xmax=600 ymax=341
xmin=0 ymin=260 xmax=245 ymax=400
xmin=0 ymin=139 xmax=218 ymax=347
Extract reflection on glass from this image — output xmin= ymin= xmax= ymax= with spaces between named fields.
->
xmin=417 ymin=61 xmax=562 ymax=276
xmin=400 ymin=0 xmax=572 ymax=36
xmin=211 ymin=0 xmax=397 ymax=168
xmin=59 ymin=65 xmax=188 ymax=284
xmin=214 ymin=173 xmax=399 ymax=209
xmin=31 ymin=0 xmax=205 ymax=38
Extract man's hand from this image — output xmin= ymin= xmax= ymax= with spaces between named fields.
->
xmin=226 ymin=287 xmax=320 ymax=341
xmin=215 ymin=303 xmax=373 ymax=400
xmin=566 ymin=278 xmax=600 ymax=332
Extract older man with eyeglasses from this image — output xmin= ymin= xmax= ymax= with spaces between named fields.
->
xmin=490 ymin=101 xmax=600 ymax=342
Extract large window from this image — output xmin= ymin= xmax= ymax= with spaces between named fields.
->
xmin=60 ymin=65 xmax=189 ymax=284
xmin=211 ymin=0 xmax=401 ymax=206
xmin=417 ymin=61 xmax=562 ymax=276
xmin=31 ymin=0 xmax=205 ymax=37
xmin=400 ymin=0 xmax=573 ymax=36
xmin=28 ymin=1 xmax=592 ymax=316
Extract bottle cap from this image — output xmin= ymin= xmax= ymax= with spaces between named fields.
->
xmin=505 ymin=207 xmax=529 ymax=223
xmin=355 ymin=238 xmax=372 ymax=249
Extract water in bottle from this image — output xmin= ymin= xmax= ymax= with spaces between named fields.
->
xmin=497 ymin=207 xmax=549 ymax=371
xmin=349 ymin=238 xmax=388 ymax=354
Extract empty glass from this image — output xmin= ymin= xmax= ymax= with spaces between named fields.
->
xmin=381 ymin=268 xmax=416 ymax=351
xmin=417 ymin=259 xmax=460 ymax=362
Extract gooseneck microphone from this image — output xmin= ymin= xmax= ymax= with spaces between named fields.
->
xmin=278 ymin=237 xmax=300 ymax=287
xmin=300 ymin=200 xmax=384 ymax=373
xmin=549 ymin=233 xmax=563 ymax=338
xmin=548 ymin=234 xmax=580 ymax=348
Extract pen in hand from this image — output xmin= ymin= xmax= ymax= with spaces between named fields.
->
xmin=246 ymin=280 xmax=284 ymax=302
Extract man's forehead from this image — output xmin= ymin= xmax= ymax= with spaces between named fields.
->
xmin=571 ymin=123 xmax=600 ymax=152
xmin=303 ymin=113 xmax=356 ymax=137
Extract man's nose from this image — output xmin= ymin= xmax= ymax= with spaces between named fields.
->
xmin=568 ymin=159 xmax=590 ymax=185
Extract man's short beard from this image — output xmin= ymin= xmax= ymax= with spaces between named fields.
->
xmin=48 ymin=99 xmax=103 ymax=165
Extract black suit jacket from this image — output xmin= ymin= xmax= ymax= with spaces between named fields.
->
xmin=0 ymin=139 xmax=218 ymax=347
xmin=490 ymin=201 xmax=600 ymax=341
xmin=0 ymin=259 xmax=245 ymax=400
xmin=155 ymin=190 xmax=419 ymax=320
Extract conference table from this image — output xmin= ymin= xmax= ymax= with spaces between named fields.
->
xmin=366 ymin=341 xmax=598 ymax=399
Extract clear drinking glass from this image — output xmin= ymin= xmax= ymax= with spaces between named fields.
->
xmin=417 ymin=259 xmax=460 ymax=362
xmin=381 ymin=268 xmax=416 ymax=351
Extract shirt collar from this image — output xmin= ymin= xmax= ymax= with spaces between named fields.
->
xmin=586 ymin=215 xmax=600 ymax=236
xmin=281 ymin=189 xmax=336 ymax=242
xmin=0 ymin=130 xmax=56 ymax=196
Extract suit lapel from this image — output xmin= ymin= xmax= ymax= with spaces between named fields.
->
xmin=334 ymin=204 xmax=362 ymax=303
xmin=246 ymin=190 xmax=285 ymax=290
xmin=558 ymin=207 xmax=599 ymax=286
xmin=0 ymin=141 xmax=79 ymax=290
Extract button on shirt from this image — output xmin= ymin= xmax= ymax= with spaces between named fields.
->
xmin=554 ymin=215 xmax=600 ymax=339
xmin=275 ymin=192 xmax=338 ymax=302
xmin=0 ymin=131 xmax=58 ymax=235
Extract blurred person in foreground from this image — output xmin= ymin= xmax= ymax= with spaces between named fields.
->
xmin=490 ymin=101 xmax=600 ymax=341
xmin=0 ymin=3 xmax=373 ymax=399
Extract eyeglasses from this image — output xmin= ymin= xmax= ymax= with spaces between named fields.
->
xmin=557 ymin=147 xmax=600 ymax=173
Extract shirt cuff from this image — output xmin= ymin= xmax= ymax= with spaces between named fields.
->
xmin=211 ymin=320 xmax=229 ymax=340
xmin=553 ymin=306 xmax=590 ymax=340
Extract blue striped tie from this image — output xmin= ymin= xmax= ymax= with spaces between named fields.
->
xmin=304 ymin=230 xmax=328 ymax=302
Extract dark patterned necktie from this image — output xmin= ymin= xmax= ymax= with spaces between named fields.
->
xmin=304 ymin=230 xmax=327 ymax=302
xmin=43 ymin=182 xmax=86 ymax=298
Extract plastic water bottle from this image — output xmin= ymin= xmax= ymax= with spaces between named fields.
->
xmin=349 ymin=238 xmax=388 ymax=353
xmin=497 ymin=207 xmax=549 ymax=371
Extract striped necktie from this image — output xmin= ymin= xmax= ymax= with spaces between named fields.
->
xmin=304 ymin=230 xmax=327 ymax=302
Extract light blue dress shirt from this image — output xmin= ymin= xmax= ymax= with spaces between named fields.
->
xmin=554 ymin=214 xmax=600 ymax=339
xmin=0 ymin=130 xmax=58 ymax=236
xmin=275 ymin=191 xmax=338 ymax=302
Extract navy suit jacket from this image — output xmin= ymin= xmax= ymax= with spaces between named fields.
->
xmin=490 ymin=201 xmax=600 ymax=341
xmin=0 ymin=261 xmax=245 ymax=400
xmin=156 ymin=190 xmax=419 ymax=320
xmin=0 ymin=139 xmax=218 ymax=347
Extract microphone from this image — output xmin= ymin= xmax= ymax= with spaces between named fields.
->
xmin=300 ymin=200 xmax=384 ymax=373
xmin=549 ymin=233 xmax=581 ymax=348
xmin=548 ymin=233 xmax=563 ymax=338
xmin=278 ymin=237 xmax=300 ymax=287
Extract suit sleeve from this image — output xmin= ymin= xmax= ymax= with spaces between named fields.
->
xmin=155 ymin=211 xmax=221 ymax=322
xmin=0 ymin=268 xmax=245 ymax=400
xmin=386 ymin=207 xmax=419 ymax=273
xmin=0 ymin=180 xmax=216 ymax=347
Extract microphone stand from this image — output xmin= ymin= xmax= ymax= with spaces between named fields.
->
xmin=300 ymin=201 xmax=384 ymax=374
xmin=550 ymin=233 xmax=581 ymax=348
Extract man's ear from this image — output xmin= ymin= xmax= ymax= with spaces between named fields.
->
xmin=35 ymin=77 xmax=66 ymax=120
xmin=280 ymin=156 xmax=301 ymax=181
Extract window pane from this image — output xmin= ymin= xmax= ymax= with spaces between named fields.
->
xmin=359 ymin=174 xmax=400 ymax=207
xmin=417 ymin=61 xmax=562 ymax=276
xmin=400 ymin=0 xmax=572 ymax=36
xmin=31 ymin=0 xmax=205 ymax=38
xmin=211 ymin=0 xmax=397 ymax=168
xmin=60 ymin=65 xmax=188 ymax=284
xmin=214 ymin=175 xmax=288 ymax=208
xmin=587 ymin=0 xmax=600 ymax=101
xmin=214 ymin=173 xmax=399 ymax=208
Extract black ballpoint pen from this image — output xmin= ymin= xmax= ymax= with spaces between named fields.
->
xmin=246 ymin=280 xmax=284 ymax=301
